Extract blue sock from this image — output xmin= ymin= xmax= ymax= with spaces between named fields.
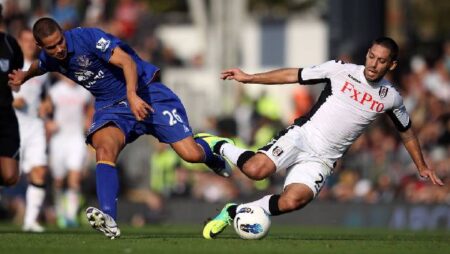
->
xmin=96 ymin=163 xmax=119 ymax=220
xmin=194 ymin=137 xmax=225 ymax=169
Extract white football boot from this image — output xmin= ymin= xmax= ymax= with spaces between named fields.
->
xmin=86 ymin=207 xmax=121 ymax=239
xmin=22 ymin=222 xmax=45 ymax=233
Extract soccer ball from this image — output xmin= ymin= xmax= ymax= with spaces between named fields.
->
xmin=233 ymin=205 xmax=271 ymax=240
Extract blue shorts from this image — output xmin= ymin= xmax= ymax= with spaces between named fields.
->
xmin=86 ymin=82 xmax=193 ymax=145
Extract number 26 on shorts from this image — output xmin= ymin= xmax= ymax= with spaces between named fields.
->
xmin=163 ymin=109 xmax=183 ymax=126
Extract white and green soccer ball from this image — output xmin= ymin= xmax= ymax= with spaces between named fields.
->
xmin=233 ymin=205 xmax=271 ymax=240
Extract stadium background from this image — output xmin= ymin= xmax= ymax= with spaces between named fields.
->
xmin=0 ymin=0 xmax=448 ymax=231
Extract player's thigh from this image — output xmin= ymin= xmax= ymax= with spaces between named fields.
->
xmin=0 ymin=156 xmax=19 ymax=185
xmin=258 ymin=125 xmax=300 ymax=173
xmin=66 ymin=136 xmax=87 ymax=170
xmin=50 ymin=149 xmax=66 ymax=180
xmin=284 ymin=160 xmax=332 ymax=198
xmin=49 ymin=137 xmax=69 ymax=179
xmin=91 ymin=124 xmax=126 ymax=161
xmin=21 ymin=120 xmax=47 ymax=174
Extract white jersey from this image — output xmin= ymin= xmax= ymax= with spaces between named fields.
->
xmin=294 ymin=60 xmax=410 ymax=165
xmin=13 ymin=59 xmax=49 ymax=172
xmin=49 ymin=79 xmax=92 ymax=136
xmin=48 ymin=79 xmax=92 ymax=178
xmin=13 ymin=59 xmax=48 ymax=118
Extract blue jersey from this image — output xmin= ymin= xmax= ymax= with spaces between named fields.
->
xmin=38 ymin=27 xmax=160 ymax=109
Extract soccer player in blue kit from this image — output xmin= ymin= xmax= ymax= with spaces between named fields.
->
xmin=8 ymin=17 xmax=232 ymax=239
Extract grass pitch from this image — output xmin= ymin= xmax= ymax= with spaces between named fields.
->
xmin=0 ymin=224 xmax=448 ymax=254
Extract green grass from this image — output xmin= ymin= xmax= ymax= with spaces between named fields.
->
xmin=0 ymin=224 xmax=448 ymax=254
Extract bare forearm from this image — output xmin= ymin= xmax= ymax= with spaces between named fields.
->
xmin=249 ymin=68 xmax=299 ymax=84
xmin=24 ymin=61 xmax=45 ymax=82
xmin=400 ymin=129 xmax=427 ymax=170
xmin=123 ymin=59 xmax=138 ymax=95
xmin=109 ymin=47 xmax=138 ymax=95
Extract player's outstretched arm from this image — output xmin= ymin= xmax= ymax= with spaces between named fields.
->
xmin=221 ymin=68 xmax=299 ymax=85
xmin=8 ymin=60 xmax=44 ymax=91
xmin=399 ymin=128 xmax=444 ymax=186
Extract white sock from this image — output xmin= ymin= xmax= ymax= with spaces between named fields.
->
xmin=24 ymin=185 xmax=46 ymax=226
xmin=220 ymin=143 xmax=249 ymax=166
xmin=65 ymin=189 xmax=80 ymax=222
xmin=237 ymin=195 xmax=272 ymax=216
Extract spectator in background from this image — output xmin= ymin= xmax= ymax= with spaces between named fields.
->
xmin=52 ymin=0 xmax=80 ymax=30
xmin=84 ymin=0 xmax=106 ymax=27
xmin=290 ymin=86 xmax=313 ymax=123
xmin=113 ymin=0 xmax=141 ymax=39
xmin=1 ymin=0 xmax=27 ymax=38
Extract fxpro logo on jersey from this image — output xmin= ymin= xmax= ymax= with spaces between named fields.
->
xmin=340 ymin=81 xmax=385 ymax=112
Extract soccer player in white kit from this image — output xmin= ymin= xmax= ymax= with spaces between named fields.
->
xmin=12 ymin=28 xmax=49 ymax=232
xmin=45 ymin=74 xmax=93 ymax=227
xmin=202 ymin=37 xmax=444 ymax=239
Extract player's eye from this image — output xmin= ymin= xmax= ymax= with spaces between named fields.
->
xmin=45 ymin=37 xmax=64 ymax=50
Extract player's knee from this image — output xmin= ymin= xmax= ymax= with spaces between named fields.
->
xmin=243 ymin=162 xmax=271 ymax=180
xmin=95 ymin=146 xmax=119 ymax=161
xmin=1 ymin=170 xmax=19 ymax=186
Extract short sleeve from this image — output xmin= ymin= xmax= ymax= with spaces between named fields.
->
xmin=386 ymin=92 xmax=411 ymax=132
xmin=84 ymin=28 xmax=121 ymax=63
xmin=298 ymin=60 xmax=345 ymax=85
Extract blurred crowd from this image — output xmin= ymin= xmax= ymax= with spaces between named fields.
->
xmin=0 ymin=0 xmax=448 ymax=228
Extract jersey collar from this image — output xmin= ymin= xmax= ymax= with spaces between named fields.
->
xmin=64 ymin=31 xmax=75 ymax=54
xmin=360 ymin=66 xmax=382 ymax=87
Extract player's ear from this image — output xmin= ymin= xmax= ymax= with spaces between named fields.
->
xmin=389 ymin=60 xmax=398 ymax=71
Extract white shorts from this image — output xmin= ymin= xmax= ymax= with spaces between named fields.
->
xmin=49 ymin=134 xmax=87 ymax=179
xmin=18 ymin=116 xmax=48 ymax=173
xmin=259 ymin=126 xmax=332 ymax=197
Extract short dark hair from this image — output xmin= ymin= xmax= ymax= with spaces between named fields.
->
xmin=32 ymin=17 xmax=62 ymax=45
xmin=372 ymin=37 xmax=399 ymax=61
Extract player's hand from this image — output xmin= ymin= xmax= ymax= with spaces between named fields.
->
xmin=127 ymin=93 xmax=154 ymax=121
xmin=418 ymin=167 xmax=444 ymax=186
xmin=221 ymin=68 xmax=253 ymax=83
xmin=8 ymin=69 xmax=26 ymax=91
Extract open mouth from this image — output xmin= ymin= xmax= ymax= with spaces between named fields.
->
xmin=57 ymin=51 xmax=67 ymax=59
xmin=367 ymin=69 xmax=377 ymax=75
